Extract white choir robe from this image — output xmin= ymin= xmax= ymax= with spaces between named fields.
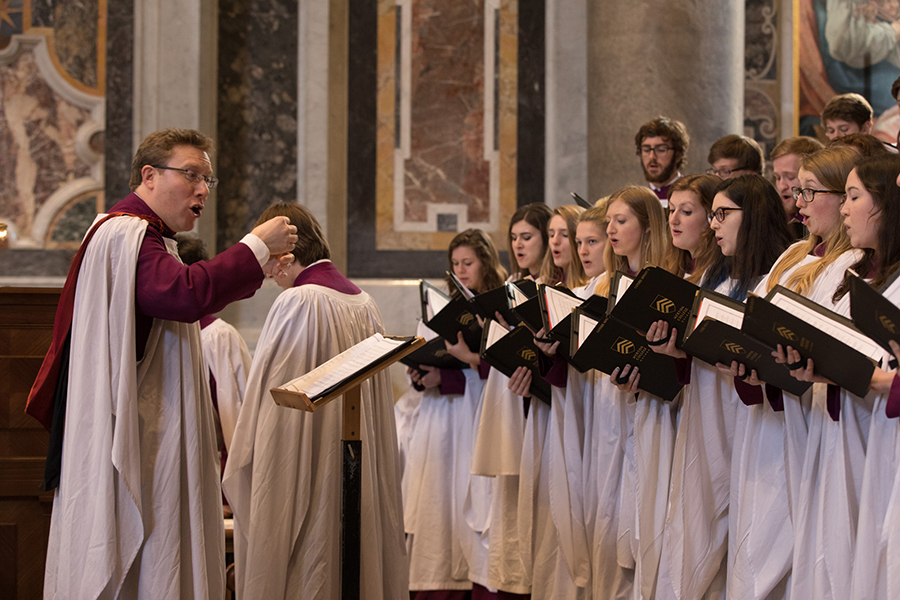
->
xmin=404 ymin=323 xmax=486 ymax=590
xmin=200 ymin=316 xmax=252 ymax=452
xmin=469 ymin=276 xmax=538 ymax=594
xmin=222 ymin=280 xmax=407 ymax=600
xmin=584 ymin=374 xmax=635 ymax=599
xmin=850 ymin=274 xmax=900 ymax=599
xmin=789 ymin=250 xmax=875 ymax=600
xmin=527 ymin=275 xmax=601 ymax=599
xmin=42 ymin=218 xmax=226 ymax=600
xmin=657 ymin=277 xmax=739 ymax=600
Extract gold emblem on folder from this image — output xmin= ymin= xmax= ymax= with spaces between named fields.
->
xmin=879 ymin=314 xmax=896 ymax=334
xmin=613 ymin=338 xmax=635 ymax=355
xmin=774 ymin=325 xmax=796 ymax=341
xmin=519 ymin=348 xmax=537 ymax=362
xmin=721 ymin=341 xmax=744 ymax=354
xmin=653 ymin=295 xmax=675 ymax=314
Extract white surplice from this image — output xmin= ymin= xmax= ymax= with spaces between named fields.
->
xmin=201 ymin=317 xmax=251 ymax=452
xmin=849 ymin=274 xmax=900 ymax=599
xmin=43 ymin=217 xmax=226 ymax=600
xmin=532 ymin=275 xmax=602 ymax=599
xmin=404 ymin=322 xmax=486 ymax=590
xmin=656 ymin=277 xmax=738 ymax=600
xmin=788 ymin=250 xmax=874 ymax=600
xmin=222 ymin=283 xmax=406 ymax=600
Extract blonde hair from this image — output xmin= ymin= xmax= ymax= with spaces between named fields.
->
xmin=766 ymin=146 xmax=857 ymax=295
xmin=595 ymin=187 xmax=670 ymax=296
xmin=539 ymin=205 xmax=587 ymax=288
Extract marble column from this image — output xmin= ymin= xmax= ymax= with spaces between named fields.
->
xmin=587 ymin=1 xmax=744 ymax=197
xmin=133 ymin=0 xmax=220 ymax=249
xmin=545 ymin=0 xmax=589 ymax=206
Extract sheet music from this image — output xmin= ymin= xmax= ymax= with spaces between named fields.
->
xmin=510 ymin=284 xmax=529 ymax=307
xmin=695 ymin=297 xmax=744 ymax=330
xmin=485 ymin=319 xmax=509 ymax=347
xmin=278 ymin=334 xmax=406 ymax=399
xmin=545 ymin=287 xmax=583 ymax=329
xmin=610 ymin=274 xmax=635 ymax=307
xmin=769 ymin=291 xmax=886 ymax=363
xmin=577 ymin=313 xmax=599 ymax=349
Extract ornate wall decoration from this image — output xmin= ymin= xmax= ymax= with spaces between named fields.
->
xmin=374 ymin=0 xmax=518 ymax=252
xmin=0 ymin=1 xmax=104 ymax=271
xmin=745 ymin=0 xmax=781 ymax=170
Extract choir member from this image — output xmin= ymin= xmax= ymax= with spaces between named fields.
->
xmin=222 ymin=203 xmax=406 ymax=599
xmin=725 ymin=148 xmax=859 ymax=599
xmin=647 ymin=174 xmax=734 ymax=600
xmin=470 ymin=203 xmax=551 ymax=598
xmin=404 ymin=229 xmax=507 ymax=599
xmin=33 ymin=129 xmax=297 ymax=600
xmin=510 ymin=204 xmax=586 ymax=599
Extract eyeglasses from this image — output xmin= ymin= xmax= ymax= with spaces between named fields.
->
xmin=791 ymin=186 xmax=844 ymax=203
xmin=706 ymin=166 xmax=747 ymax=178
xmin=640 ymin=144 xmax=673 ymax=156
xmin=152 ymin=165 xmax=219 ymax=189
xmin=707 ymin=206 xmax=742 ymax=223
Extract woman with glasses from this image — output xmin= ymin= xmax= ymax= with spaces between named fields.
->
xmin=713 ymin=148 xmax=860 ymax=600
xmin=645 ymin=174 xmax=737 ymax=600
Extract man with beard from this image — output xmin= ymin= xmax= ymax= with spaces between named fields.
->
xmin=634 ymin=116 xmax=690 ymax=206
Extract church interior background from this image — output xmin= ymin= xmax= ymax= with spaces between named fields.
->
xmin=0 ymin=0 xmax=885 ymax=596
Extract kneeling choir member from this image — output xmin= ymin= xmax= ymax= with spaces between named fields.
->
xmin=223 ymin=202 xmax=406 ymax=599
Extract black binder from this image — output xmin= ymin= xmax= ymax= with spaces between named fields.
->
xmin=742 ymin=285 xmax=882 ymax=398
xmin=420 ymin=280 xmax=451 ymax=323
xmin=609 ymin=265 xmax=699 ymax=347
xmin=682 ymin=290 xmax=811 ymax=396
xmin=400 ymin=336 xmax=468 ymax=372
xmin=479 ymin=320 xmax=551 ymax=404
xmin=849 ymin=273 xmax=900 ymax=368
xmin=425 ymin=296 xmax=483 ymax=354
xmin=469 ymin=279 xmax=537 ymax=325
xmin=568 ymin=306 xmax=604 ymax=373
xmin=538 ymin=284 xmax=607 ymax=353
xmin=570 ymin=313 xmax=683 ymax=401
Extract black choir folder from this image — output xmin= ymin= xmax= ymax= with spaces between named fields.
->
xmin=743 ymin=285 xmax=885 ymax=398
xmin=466 ymin=279 xmax=538 ymax=326
xmin=609 ymin=266 xmax=698 ymax=347
xmin=849 ymin=273 xmax=900 ymax=367
xmin=570 ymin=313 xmax=683 ymax=402
xmin=681 ymin=289 xmax=812 ymax=397
xmin=271 ymin=334 xmax=424 ymax=411
xmin=400 ymin=336 xmax=468 ymax=373
xmin=420 ymin=280 xmax=483 ymax=353
xmin=479 ymin=320 xmax=551 ymax=404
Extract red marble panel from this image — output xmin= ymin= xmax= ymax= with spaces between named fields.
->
xmin=404 ymin=0 xmax=490 ymax=224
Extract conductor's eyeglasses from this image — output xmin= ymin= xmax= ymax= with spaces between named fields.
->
xmin=152 ymin=165 xmax=219 ymax=189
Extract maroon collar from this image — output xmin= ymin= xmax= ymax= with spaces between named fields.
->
xmin=293 ymin=261 xmax=361 ymax=295
xmin=110 ymin=193 xmax=175 ymax=238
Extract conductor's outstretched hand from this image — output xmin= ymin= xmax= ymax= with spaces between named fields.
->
xmin=253 ymin=216 xmax=298 ymax=256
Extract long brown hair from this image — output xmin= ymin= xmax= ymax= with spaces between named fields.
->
xmin=834 ymin=154 xmax=900 ymax=301
xmin=663 ymin=174 xmax=722 ymax=285
xmin=507 ymin=203 xmax=552 ymax=278
xmin=539 ymin=205 xmax=587 ymax=288
xmin=446 ymin=228 xmax=508 ymax=298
